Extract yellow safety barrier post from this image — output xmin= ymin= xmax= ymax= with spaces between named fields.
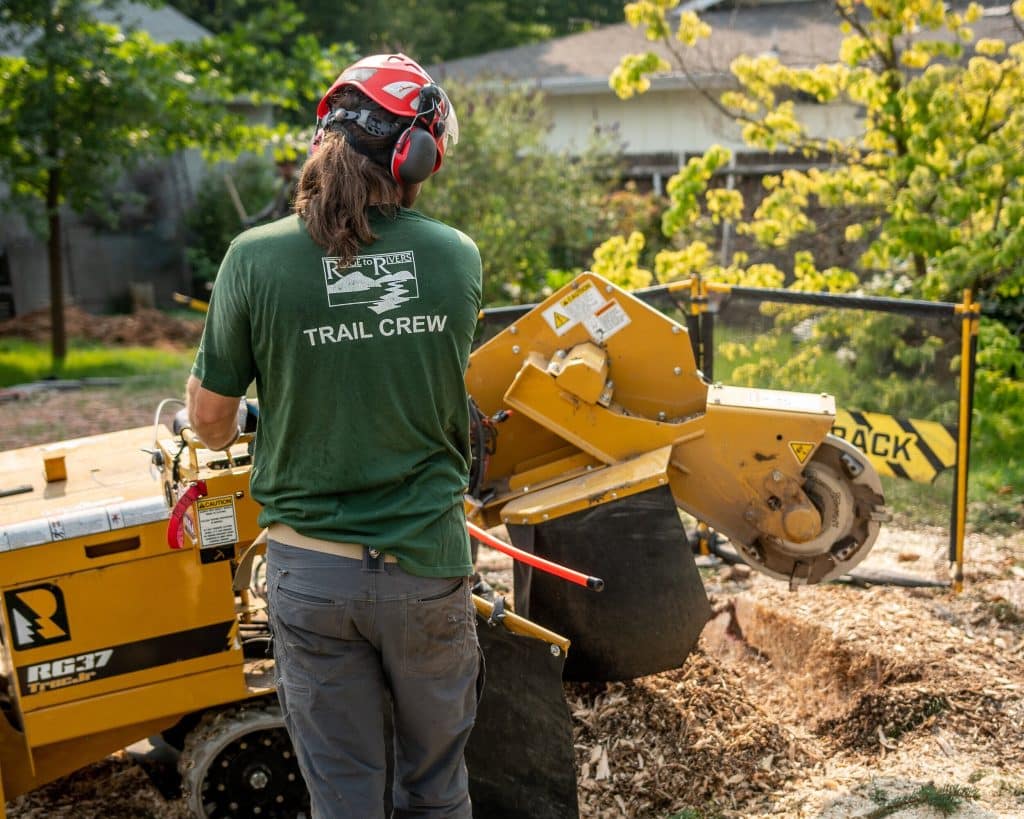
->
xmin=173 ymin=292 xmax=209 ymax=313
xmin=952 ymin=290 xmax=981 ymax=593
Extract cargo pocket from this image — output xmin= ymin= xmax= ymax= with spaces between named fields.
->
xmin=404 ymin=578 xmax=472 ymax=676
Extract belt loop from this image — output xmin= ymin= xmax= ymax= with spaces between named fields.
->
xmin=364 ymin=546 xmax=382 ymax=573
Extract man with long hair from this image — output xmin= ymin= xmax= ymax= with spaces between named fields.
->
xmin=186 ymin=54 xmax=483 ymax=817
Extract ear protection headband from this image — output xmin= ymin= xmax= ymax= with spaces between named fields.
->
xmin=315 ymin=84 xmax=449 ymax=186
xmin=389 ymin=84 xmax=447 ymax=185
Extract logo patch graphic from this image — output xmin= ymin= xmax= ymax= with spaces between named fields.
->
xmin=322 ymin=251 xmax=419 ymax=314
xmin=382 ymin=80 xmax=421 ymax=100
xmin=4 ymin=584 xmax=71 ymax=650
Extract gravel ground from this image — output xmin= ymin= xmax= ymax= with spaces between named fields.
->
xmin=4 ymin=381 xmax=1023 ymax=818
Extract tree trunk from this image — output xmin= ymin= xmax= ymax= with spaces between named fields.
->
xmin=47 ymin=165 xmax=66 ymax=367
xmin=44 ymin=3 xmax=66 ymax=370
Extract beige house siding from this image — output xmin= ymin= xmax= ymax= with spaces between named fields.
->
xmin=546 ymin=92 xmax=865 ymax=155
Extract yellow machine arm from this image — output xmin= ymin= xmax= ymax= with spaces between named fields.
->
xmin=467 ymin=272 xmax=887 ymax=586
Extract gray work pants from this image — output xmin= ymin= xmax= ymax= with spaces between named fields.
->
xmin=266 ymin=542 xmax=480 ymax=819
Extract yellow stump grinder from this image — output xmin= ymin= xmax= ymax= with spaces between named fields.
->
xmin=0 ymin=272 xmax=886 ymax=817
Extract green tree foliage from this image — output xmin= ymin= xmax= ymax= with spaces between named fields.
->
xmin=184 ymin=156 xmax=281 ymax=283
xmin=0 ymin=0 xmax=337 ymax=364
xmin=606 ymin=0 xmax=1024 ymax=504
xmin=170 ymin=0 xmax=626 ymax=63
xmin=173 ymin=2 xmax=356 ymax=128
xmin=416 ymin=81 xmax=622 ymax=304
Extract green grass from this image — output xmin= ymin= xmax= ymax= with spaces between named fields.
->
xmin=0 ymin=339 xmax=194 ymax=388
xmin=864 ymin=783 xmax=979 ymax=818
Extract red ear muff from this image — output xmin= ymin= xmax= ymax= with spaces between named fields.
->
xmin=391 ymin=126 xmax=438 ymax=185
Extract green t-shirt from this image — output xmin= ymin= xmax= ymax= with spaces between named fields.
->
xmin=191 ymin=209 xmax=482 ymax=577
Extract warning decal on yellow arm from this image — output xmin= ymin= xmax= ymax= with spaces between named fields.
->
xmin=831 ymin=410 xmax=957 ymax=484
xmin=789 ymin=442 xmax=815 ymax=464
xmin=542 ymin=280 xmax=605 ymax=337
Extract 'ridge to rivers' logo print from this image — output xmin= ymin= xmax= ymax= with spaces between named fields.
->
xmin=323 ymin=251 xmax=418 ymax=314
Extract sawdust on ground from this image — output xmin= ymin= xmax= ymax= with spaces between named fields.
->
xmin=4 ymin=388 xmax=1024 ymax=819
xmin=475 ymin=527 xmax=1024 ymax=818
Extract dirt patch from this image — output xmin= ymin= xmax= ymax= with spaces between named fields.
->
xmin=6 ymin=752 xmax=189 ymax=819
xmin=0 ymin=306 xmax=203 ymax=350
xmin=696 ymin=527 xmax=1024 ymax=817
xmin=0 ymin=371 xmax=190 ymax=451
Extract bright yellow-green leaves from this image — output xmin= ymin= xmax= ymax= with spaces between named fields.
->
xmin=609 ymin=52 xmax=671 ymax=99
xmin=706 ymin=188 xmax=744 ymax=223
xmin=591 ymin=231 xmax=654 ymax=289
xmin=676 ymin=10 xmax=711 ymax=46
xmin=603 ymin=0 xmax=1024 ymax=313
xmin=790 ymin=251 xmax=859 ymax=293
xmin=654 ymin=242 xmax=713 ymax=283
xmin=660 ymin=145 xmax=734 ymax=236
xmin=613 ymin=1 xmax=696 ymax=98
xmin=741 ymin=171 xmax=815 ymax=247
xmin=604 ymin=0 xmax=1024 ymax=498
xmin=652 ymin=244 xmax=786 ymax=288
xmin=624 ymin=0 xmax=677 ymax=39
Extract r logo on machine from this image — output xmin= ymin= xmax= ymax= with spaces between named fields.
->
xmin=4 ymin=584 xmax=71 ymax=650
xmin=322 ymin=251 xmax=418 ymax=314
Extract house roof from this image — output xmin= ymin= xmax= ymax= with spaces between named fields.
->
xmin=95 ymin=3 xmax=212 ymax=43
xmin=1 ymin=2 xmax=211 ymax=58
xmin=430 ymin=0 xmax=1019 ymax=94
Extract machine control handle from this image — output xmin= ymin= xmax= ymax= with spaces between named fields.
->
xmin=167 ymin=480 xmax=208 ymax=549
xmin=467 ymin=522 xmax=604 ymax=592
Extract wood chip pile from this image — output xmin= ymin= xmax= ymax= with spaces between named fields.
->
xmin=567 ymin=652 xmax=808 ymax=818
xmin=5 ymin=521 xmax=1022 ymax=817
xmin=728 ymin=582 xmax=1024 ymax=766
xmin=0 ymin=306 xmax=203 ymax=349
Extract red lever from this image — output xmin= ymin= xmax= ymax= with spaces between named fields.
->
xmin=467 ymin=522 xmax=604 ymax=592
xmin=167 ymin=480 xmax=207 ymax=549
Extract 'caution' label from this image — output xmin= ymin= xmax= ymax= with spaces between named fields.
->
xmin=831 ymin=410 xmax=957 ymax=484
xmin=196 ymin=496 xmax=238 ymax=548
xmin=542 ymin=281 xmax=605 ymax=336
xmin=584 ymin=299 xmax=631 ymax=342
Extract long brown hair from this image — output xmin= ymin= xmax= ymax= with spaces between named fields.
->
xmin=294 ymin=88 xmax=406 ymax=263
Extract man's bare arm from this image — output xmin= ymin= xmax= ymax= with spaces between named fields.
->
xmin=186 ymin=374 xmax=242 ymax=449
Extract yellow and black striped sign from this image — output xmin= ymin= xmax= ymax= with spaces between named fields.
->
xmin=831 ymin=410 xmax=957 ymax=484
